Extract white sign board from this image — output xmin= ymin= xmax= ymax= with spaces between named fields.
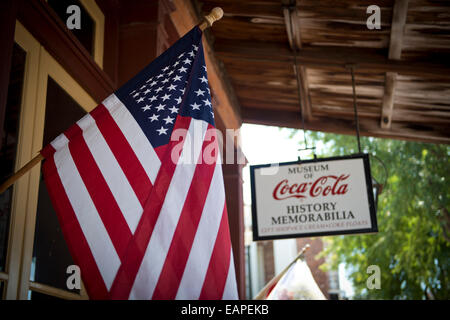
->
xmin=250 ymin=154 xmax=378 ymax=240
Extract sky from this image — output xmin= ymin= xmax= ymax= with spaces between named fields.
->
xmin=239 ymin=123 xmax=354 ymax=299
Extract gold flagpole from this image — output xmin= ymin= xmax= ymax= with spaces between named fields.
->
xmin=253 ymin=244 xmax=310 ymax=300
xmin=0 ymin=7 xmax=224 ymax=195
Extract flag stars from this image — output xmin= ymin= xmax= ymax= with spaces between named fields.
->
xmin=157 ymin=73 xmax=164 ymax=78
xmin=157 ymin=126 xmax=168 ymax=135
xmin=188 ymin=50 xmax=195 ymax=58
xmin=149 ymin=114 xmax=159 ymax=122
xmin=190 ymin=102 xmax=201 ymax=110
xmin=155 ymin=87 xmax=163 ymax=93
xmin=203 ymin=99 xmax=212 ymax=107
xmin=195 ymin=88 xmax=205 ymax=96
xmin=132 ymin=92 xmax=140 ymax=98
xmin=162 ymin=66 xmax=170 ymax=72
xmin=144 ymin=89 xmax=151 ymax=94
xmin=183 ymin=58 xmax=192 ymax=65
xmin=175 ymin=96 xmax=182 ymax=104
xmin=179 ymin=66 xmax=187 ymax=73
xmin=173 ymin=75 xmax=182 ymax=82
xmin=162 ymin=78 xmax=169 ymax=84
xmin=178 ymin=52 xmax=184 ymax=59
xmin=142 ymin=104 xmax=151 ymax=111
xmin=161 ymin=93 xmax=171 ymax=101
xmin=136 ymin=97 xmax=144 ymax=103
xmin=199 ymin=76 xmax=208 ymax=83
xmin=149 ymin=95 xmax=158 ymax=102
xmin=163 ymin=115 xmax=174 ymax=124
xmin=156 ymin=103 xmax=165 ymax=111
xmin=168 ymin=84 xmax=177 ymax=91
xmin=193 ymin=44 xmax=198 ymax=51
xmin=169 ymin=106 xmax=179 ymax=113
xmin=149 ymin=81 xmax=157 ymax=87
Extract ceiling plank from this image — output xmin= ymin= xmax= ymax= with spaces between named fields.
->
xmin=214 ymin=39 xmax=450 ymax=79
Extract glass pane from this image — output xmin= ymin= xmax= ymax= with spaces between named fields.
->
xmin=0 ymin=280 xmax=4 ymax=300
xmin=0 ymin=44 xmax=26 ymax=272
xmin=47 ymin=0 xmax=95 ymax=57
xmin=31 ymin=77 xmax=85 ymax=293
xmin=29 ymin=290 xmax=63 ymax=300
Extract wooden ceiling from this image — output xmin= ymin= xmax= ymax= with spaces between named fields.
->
xmin=194 ymin=0 xmax=450 ymax=144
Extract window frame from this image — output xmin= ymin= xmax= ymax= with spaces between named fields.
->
xmin=4 ymin=21 xmax=96 ymax=300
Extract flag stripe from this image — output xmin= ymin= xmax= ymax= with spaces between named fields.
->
xmin=102 ymin=94 xmax=160 ymax=184
xmin=222 ymin=250 xmax=238 ymax=299
xmin=199 ymin=206 xmax=232 ymax=299
xmin=175 ymin=163 xmax=226 ymax=299
xmin=53 ymin=137 xmax=121 ymax=290
xmin=42 ymin=153 xmax=110 ymax=299
xmin=151 ymin=125 xmax=217 ymax=299
xmin=76 ymin=114 xmax=143 ymax=233
xmin=109 ymin=115 xmax=192 ymax=299
xmin=129 ymin=119 xmax=208 ymax=300
xmin=90 ymin=104 xmax=152 ymax=207
xmin=68 ymin=125 xmax=132 ymax=260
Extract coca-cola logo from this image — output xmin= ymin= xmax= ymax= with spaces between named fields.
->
xmin=272 ymin=174 xmax=350 ymax=200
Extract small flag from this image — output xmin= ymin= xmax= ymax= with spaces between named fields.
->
xmin=266 ymin=259 xmax=326 ymax=300
xmin=40 ymin=26 xmax=238 ymax=300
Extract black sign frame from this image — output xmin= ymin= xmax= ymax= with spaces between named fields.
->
xmin=250 ymin=153 xmax=378 ymax=241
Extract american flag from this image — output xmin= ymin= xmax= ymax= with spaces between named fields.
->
xmin=40 ymin=27 xmax=238 ymax=300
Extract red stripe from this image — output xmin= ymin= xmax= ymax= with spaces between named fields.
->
xmin=67 ymin=125 xmax=132 ymax=260
xmin=199 ymin=205 xmax=232 ymax=300
xmin=42 ymin=155 xmax=109 ymax=299
xmin=151 ymin=125 xmax=218 ymax=299
xmin=90 ymin=104 xmax=152 ymax=206
xmin=109 ymin=116 xmax=192 ymax=299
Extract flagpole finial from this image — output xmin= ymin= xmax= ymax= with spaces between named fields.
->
xmin=199 ymin=7 xmax=224 ymax=31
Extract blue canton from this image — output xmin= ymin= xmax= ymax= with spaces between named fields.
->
xmin=115 ymin=27 xmax=214 ymax=148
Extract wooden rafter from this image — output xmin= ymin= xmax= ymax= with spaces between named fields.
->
xmin=282 ymin=1 xmax=312 ymax=122
xmin=381 ymin=0 xmax=409 ymax=129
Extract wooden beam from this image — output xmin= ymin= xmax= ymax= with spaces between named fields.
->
xmin=282 ymin=3 xmax=312 ymax=121
xmin=242 ymin=107 xmax=450 ymax=144
xmin=389 ymin=0 xmax=409 ymax=60
xmin=214 ymin=39 xmax=450 ymax=79
xmin=380 ymin=0 xmax=409 ymax=129
xmin=381 ymin=72 xmax=397 ymax=128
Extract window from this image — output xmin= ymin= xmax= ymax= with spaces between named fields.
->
xmin=2 ymin=21 xmax=95 ymax=299
xmin=0 ymin=44 xmax=26 ymax=274
xmin=47 ymin=0 xmax=104 ymax=68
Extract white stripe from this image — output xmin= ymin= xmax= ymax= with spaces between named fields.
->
xmin=50 ymin=134 xmax=69 ymax=151
xmin=129 ymin=119 xmax=207 ymax=300
xmin=102 ymin=94 xmax=160 ymax=184
xmin=53 ymin=138 xmax=121 ymax=290
xmin=77 ymin=113 xmax=142 ymax=233
xmin=222 ymin=249 xmax=238 ymax=299
xmin=175 ymin=163 xmax=225 ymax=299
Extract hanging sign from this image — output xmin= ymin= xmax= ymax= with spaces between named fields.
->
xmin=250 ymin=154 xmax=378 ymax=241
